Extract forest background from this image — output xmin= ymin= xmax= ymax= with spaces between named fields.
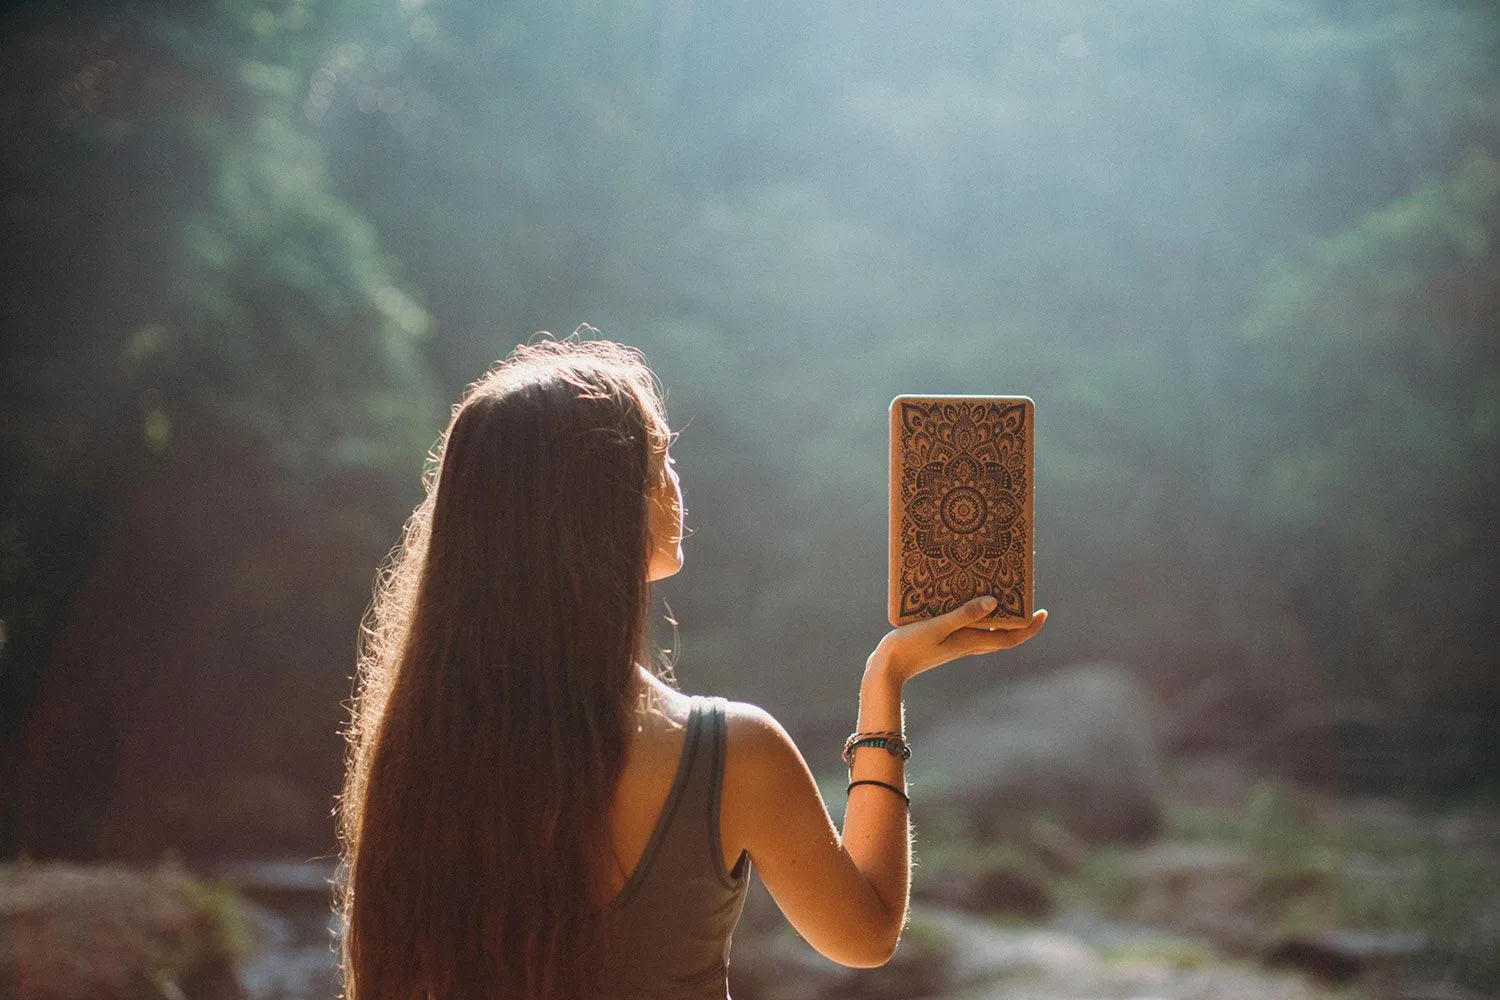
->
xmin=1 ymin=0 xmax=1497 ymax=864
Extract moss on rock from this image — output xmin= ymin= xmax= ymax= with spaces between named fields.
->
xmin=0 ymin=861 xmax=249 ymax=1000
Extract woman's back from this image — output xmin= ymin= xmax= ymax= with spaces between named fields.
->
xmin=601 ymin=689 xmax=749 ymax=998
xmin=603 ymin=681 xmax=737 ymax=896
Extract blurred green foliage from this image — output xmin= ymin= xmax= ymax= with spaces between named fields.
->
xmin=0 ymin=0 xmax=438 ymax=857
xmin=1039 ymin=784 xmax=1500 ymax=991
xmin=1231 ymin=152 xmax=1500 ymax=711
xmin=0 ymin=0 xmax=1497 ymax=859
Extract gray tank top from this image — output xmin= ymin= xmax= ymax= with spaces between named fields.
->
xmin=602 ymin=696 xmax=751 ymax=999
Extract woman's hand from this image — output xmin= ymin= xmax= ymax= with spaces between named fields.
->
xmin=868 ymin=597 xmax=1048 ymax=686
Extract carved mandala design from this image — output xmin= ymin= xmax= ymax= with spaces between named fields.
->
xmin=897 ymin=399 xmax=1030 ymax=622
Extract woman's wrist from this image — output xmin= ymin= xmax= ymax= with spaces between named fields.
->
xmin=862 ymin=644 xmax=907 ymax=690
xmin=857 ymin=653 xmax=906 ymax=741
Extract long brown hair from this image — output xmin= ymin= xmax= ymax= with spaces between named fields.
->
xmin=338 ymin=337 xmax=671 ymax=1000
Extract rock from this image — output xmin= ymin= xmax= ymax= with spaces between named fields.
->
xmin=1121 ymin=841 xmax=1262 ymax=952
xmin=917 ymin=662 xmax=1164 ymax=843
xmin=1023 ymin=816 xmax=1087 ymax=874
xmin=732 ymin=896 xmax=1359 ymax=1000
xmin=914 ymin=860 xmax=1054 ymax=919
xmin=0 ymin=862 xmax=247 ymax=1000
xmin=730 ymin=889 xmax=1097 ymax=1000
xmin=1387 ymin=986 xmax=1496 ymax=1000
xmin=963 ymin=959 xmax=1348 ymax=1000
xmin=1263 ymin=928 xmax=1428 ymax=983
xmin=903 ymin=907 xmax=1101 ymax=988
xmin=734 ymin=905 xmax=1101 ymax=1000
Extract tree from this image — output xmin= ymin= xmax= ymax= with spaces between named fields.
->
xmin=1223 ymin=151 xmax=1500 ymax=786
xmin=0 ymin=0 xmax=439 ymax=858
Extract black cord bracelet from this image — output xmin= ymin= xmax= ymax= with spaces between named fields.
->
xmin=846 ymin=779 xmax=910 ymax=806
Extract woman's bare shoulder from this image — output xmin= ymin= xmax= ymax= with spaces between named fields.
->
xmin=722 ymin=700 xmax=812 ymax=774
xmin=723 ymin=699 xmax=787 ymax=739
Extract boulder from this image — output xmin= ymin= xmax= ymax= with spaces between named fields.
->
xmin=914 ymin=859 xmax=1054 ymax=919
xmin=0 ymin=862 xmax=246 ymax=1000
xmin=1264 ymin=928 xmax=1429 ymax=983
xmin=730 ymin=903 xmax=1099 ymax=1000
xmin=916 ymin=662 xmax=1164 ymax=843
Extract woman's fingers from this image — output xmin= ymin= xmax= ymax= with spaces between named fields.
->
xmin=928 ymin=595 xmax=999 ymax=639
xmin=944 ymin=609 xmax=1048 ymax=656
xmin=1002 ymin=608 xmax=1048 ymax=641
xmin=877 ymin=604 xmax=1048 ymax=680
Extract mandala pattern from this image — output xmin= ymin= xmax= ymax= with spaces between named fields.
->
xmin=896 ymin=399 xmax=1030 ymax=622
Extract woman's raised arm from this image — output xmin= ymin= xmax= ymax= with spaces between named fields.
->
xmin=720 ymin=597 xmax=1048 ymax=967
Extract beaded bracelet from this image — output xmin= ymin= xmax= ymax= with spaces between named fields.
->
xmin=847 ymin=779 xmax=910 ymax=806
xmin=842 ymin=731 xmax=911 ymax=766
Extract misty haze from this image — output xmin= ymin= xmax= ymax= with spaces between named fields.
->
xmin=1 ymin=0 xmax=1497 ymax=997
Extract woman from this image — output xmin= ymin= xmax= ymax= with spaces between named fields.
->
xmin=338 ymin=337 xmax=1047 ymax=1000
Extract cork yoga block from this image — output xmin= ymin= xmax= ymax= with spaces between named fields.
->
xmin=888 ymin=395 xmax=1035 ymax=628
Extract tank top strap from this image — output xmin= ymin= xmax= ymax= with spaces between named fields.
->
xmin=652 ymin=696 xmax=722 ymax=871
